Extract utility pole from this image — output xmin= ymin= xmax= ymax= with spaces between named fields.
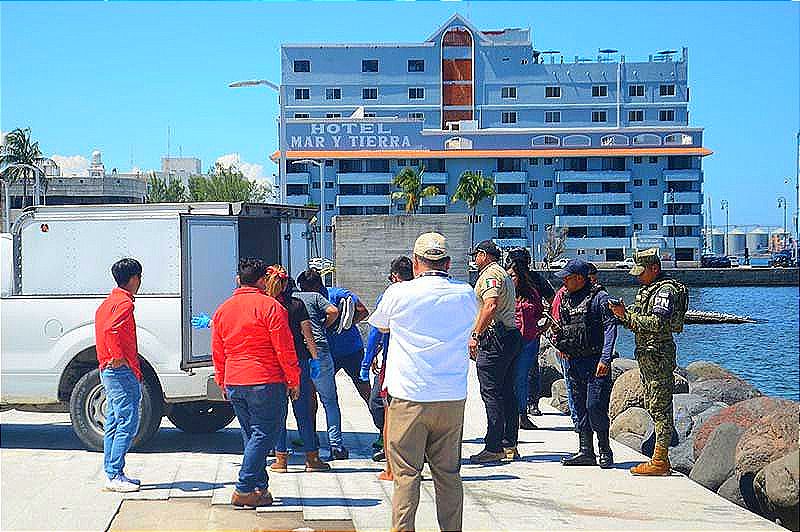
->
xmin=721 ymin=199 xmax=729 ymax=256
xmin=778 ymin=196 xmax=788 ymax=250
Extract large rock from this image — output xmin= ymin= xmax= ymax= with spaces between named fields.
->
xmin=690 ymin=378 xmax=762 ymax=406
xmin=641 ymin=424 xmax=680 ymax=458
xmin=670 ymin=438 xmax=696 ymax=475
xmin=538 ymin=345 xmax=563 ymax=398
xmin=549 ymin=378 xmax=570 ymax=414
xmin=718 ymin=474 xmax=748 ymax=509
xmin=611 ymin=358 xmax=638 ymax=382
xmin=695 ymin=397 xmax=795 ymax=459
xmin=615 ymin=432 xmax=644 ymax=453
xmin=610 ymin=407 xmax=653 ymax=439
xmin=690 ymin=423 xmax=747 ymax=492
xmin=735 ymin=402 xmax=800 ymax=478
xmin=673 ymin=393 xmax=715 ymax=418
xmin=753 ymin=450 xmax=800 ymax=531
xmin=609 ymin=368 xmax=646 ymax=420
xmin=685 ymin=360 xmax=737 ymax=382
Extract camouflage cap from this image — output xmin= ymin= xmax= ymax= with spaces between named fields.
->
xmin=630 ymin=247 xmax=661 ymax=275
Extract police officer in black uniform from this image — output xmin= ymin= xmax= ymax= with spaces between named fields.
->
xmin=551 ymin=259 xmax=618 ymax=469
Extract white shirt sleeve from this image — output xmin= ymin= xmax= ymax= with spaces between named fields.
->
xmin=367 ymin=285 xmax=395 ymax=330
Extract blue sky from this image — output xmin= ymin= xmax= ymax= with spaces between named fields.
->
xmin=2 ymin=1 xmax=798 ymax=226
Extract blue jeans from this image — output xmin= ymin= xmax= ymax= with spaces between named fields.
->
xmin=100 ymin=366 xmax=141 ymax=480
xmin=563 ymin=355 xmax=612 ymax=434
xmin=515 ymin=338 xmax=540 ymax=414
xmin=226 ymin=383 xmax=287 ymax=493
xmin=309 ymin=349 xmax=343 ymax=449
xmin=276 ymin=358 xmax=319 ymax=453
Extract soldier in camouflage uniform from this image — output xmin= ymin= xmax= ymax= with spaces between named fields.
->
xmin=609 ymin=248 xmax=688 ymax=476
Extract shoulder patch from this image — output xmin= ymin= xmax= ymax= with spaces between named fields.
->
xmin=485 ymin=278 xmax=500 ymax=289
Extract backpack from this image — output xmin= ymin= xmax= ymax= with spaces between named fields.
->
xmin=651 ymin=278 xmax=688 ymax=333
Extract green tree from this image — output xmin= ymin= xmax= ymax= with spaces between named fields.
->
xmin=146 ymin=173 xmax=188 ymax=203
xmin=451 ymin=170 xmax=496 ymax=247
xmin=188 ymin=163 xmax=272 ymax=203
xmin=391 ymin=164 xmax=439 ymax=214
xmin=0 ymin=128 xmax=44 ymax=208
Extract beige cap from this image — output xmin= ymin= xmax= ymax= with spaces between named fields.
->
xmin=630 ymin=247 xmax=661 ymax=275
xmin=413 ymin=232 xmax=449 ymax=260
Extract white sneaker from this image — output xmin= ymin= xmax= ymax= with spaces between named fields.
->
xmin=104 ymin=475 xmax=140 ymax=492
xmin=118 ymin=473 xmax=141 ymax=486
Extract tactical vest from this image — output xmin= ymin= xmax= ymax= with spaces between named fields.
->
xmin=553 ymin=285 xmax=604 ymax=358
xmin=634 ymin=277 xmax=689 ymax=334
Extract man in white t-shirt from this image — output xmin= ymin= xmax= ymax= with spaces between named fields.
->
xmin=368 ymin=232 xmax=478 ymax=532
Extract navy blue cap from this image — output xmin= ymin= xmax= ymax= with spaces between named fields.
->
xmin=554 ymin=258 xmax=591 ymax=279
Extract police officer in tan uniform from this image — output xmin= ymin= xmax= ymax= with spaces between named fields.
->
xmin=468 ymin=240 xmax=523 ymax=463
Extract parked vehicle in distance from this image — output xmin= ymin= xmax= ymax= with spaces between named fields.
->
xmin=701 ymin=254 xmax=731 ymax=268
xmin=769 ymin=250 xmax=795 ymax=268
xmin=548 ymin=258 xmax=569 ymax=270
xmin=615 ymin=257 xmax=635 ymax=269
xmin=727 ymin=256 xmax=740 ymax=268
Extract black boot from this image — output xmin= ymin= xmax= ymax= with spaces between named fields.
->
xmin=597 ymin=431 xmax=614 ymax=469
xmin=561 ymin=430 xmax=597 ymax=466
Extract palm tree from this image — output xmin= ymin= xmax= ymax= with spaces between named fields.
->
xmin=452 ymin=170 xmax=496 ymax=247
xmin=0 ymin=128 xmax=44 ymax=208
xmin=391 ymin=164 xmax=439 ymax=214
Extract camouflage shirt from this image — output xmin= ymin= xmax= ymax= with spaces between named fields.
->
xmin=620 ymin=274 xmax=683 ymax=346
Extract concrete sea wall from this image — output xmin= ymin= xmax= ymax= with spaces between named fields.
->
xmin=534 ymin=267 xmax=799 ymax=287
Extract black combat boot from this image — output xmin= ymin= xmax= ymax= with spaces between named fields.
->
xmin=561 ymin=429 xmax=597 ymax=466
xmin=597 ymin=431 xmax=614 ymax=469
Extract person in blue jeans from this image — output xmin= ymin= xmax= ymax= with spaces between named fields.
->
xmin=100 ymin=367 xmax=141 ymax=490
xmin=507 ymin=262 xmax=545 ymax=431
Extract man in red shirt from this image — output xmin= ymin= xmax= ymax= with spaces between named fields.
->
xmin=95 ymin=258 xmax=144 ymax=493
xmin=212 ymin=258 xmax=301 ymax=508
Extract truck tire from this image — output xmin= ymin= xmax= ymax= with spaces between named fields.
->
xmin=167 ymin=401 xmax=235 ymax=433
xmin=69 ymin=369 xmax=164 ymax=452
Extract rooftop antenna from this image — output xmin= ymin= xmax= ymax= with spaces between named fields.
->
xmin=167 ymin=125 xmax=171 ymax=161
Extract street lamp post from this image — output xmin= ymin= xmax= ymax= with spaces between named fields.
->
xmin=778 ymin=196 xmax=788 ymax=251
xmin=292 ymin=159 xmax=326 ymax=258
xmin=720 ymin=200 xmax=729 ymax=256
xmin=228 ymin=79 xmax=286 ymax=203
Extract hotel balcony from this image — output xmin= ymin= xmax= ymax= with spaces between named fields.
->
xmin=492 ymin=171 xmax=527 ymax=184
xmin=336 ymin=195 xmax=391 ymax=207
xmin=555 ymin=215 xmax=633 ymax=227
xmin=337 ymin=172 xmax=394 ymax=185
xmin=493 ymin=238 xmax=528 ymax=248
xmin=423 ymin=172 xmax=448 ymax=184
xmin=663 ymin=191 xmax=702 ymax=204
xmin=286 ymin=172 xmax=310 ymax=185
xmin=565 ymin=237 xmax=632 ymax=250
xmin=555 ymin=193 xmax=632 ymax=206
xmin=492 ymin=216 xmax=528 ymax=228
xmin=556 ymin=170 xmax=632 ymax=183
xmin=421 ymin=194 xmax=448 ymax=206
xmin=663 ymin=169 xmax=703 ymax=181
xmin=285 ymin=194 xmax=311 ymax=206
xmin=665 ymin=236 xmax=703 ymax=248
xmin=493 ymin=193 xmax=528 ymax=206
xmin=663 ymin=214 xmax=702 ymax=226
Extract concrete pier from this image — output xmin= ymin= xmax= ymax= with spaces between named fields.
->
xmin=1 ymin=367 xmax=781 ymax=531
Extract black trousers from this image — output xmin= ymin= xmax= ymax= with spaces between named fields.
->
xmin=476 ymin=327 xmax=522 ymax=452
xmin=368 ymin=372 xmax=385 ymax=432
xmin=563 ymin=354 xmax=612 ymax=434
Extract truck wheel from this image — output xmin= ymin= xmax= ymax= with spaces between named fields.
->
xmin=69 ymin=369 xmax=164 ymax=452
xmin=167 ymin=401 xmax=235 ymax=433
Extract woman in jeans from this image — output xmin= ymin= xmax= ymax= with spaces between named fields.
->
xmin=508 ymin=263 xmax=544 ymax=430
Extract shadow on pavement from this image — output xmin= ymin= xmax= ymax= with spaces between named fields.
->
xmin=139 ymin=480 xmax=236 ymax=493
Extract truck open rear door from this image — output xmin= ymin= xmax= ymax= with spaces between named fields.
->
xmin=180 ymin=215 xmax=238 ymax=370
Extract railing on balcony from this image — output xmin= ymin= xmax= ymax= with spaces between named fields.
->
xmin=493 ymin=193 xmax=528 ymax=206
xmin=565 ymin=237 xmax=632 ymax=249
xmin=556 ymin=170 xmax=632 ymax=183
xmin=663 ymin=191 xmax=702 ymax=204
xmin=492 ymin=171 xmax=527 ymax=184
xmin=492 ymin=216 xmax=528 ymax=228
xmin=423 ymin=172 xmax=448 ymax=184
xmin=555 ymin=215 xmax=633 ymax=227
xmin=336 ymin=172 xmax=394 ymax=185
xmin=420 ymin=194 xmax=448 ymax=206
xmin=493 ymin=238 xmax=528 ymax=248
xmin=285 ymin=194 xmax=311 ymax=206
xmin=663 ymin=214 xmax=702 ymax=226
xmin=663 ymin=169 xmax=702 ymax=181
xmin=336 ymin=195 xmax=391 ymax=207
xmin=555 ymin=193 xmax=632 ymax=206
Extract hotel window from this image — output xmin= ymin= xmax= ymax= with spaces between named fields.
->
xmin=545 ymin=111 xmax=561 ymax=123
xmin=543 ymin=157 xmax=553 ymax=165
xmin=592 ymin=85 xmax=608 ymax=97
xmin=364 ymin=112 xmax=377 ymax=118
xmin=634 ymin=223 xmax=643 ymax=231
xmin=294 ymin=88 xmax=310 ymax=100
xmin=502 ymin=111 xmax=517 ymax=124
xmin=532 ymin=202 xmax=539 ymax=209
xmin=325 ymin=113 xmax=341 ymax=118
xmin=312 ymin=181 xmax=320 ymax=189
xmin=577 ymin=249 xmax=586 ymax=255
xmin=633 ymin=179 xmax=643 ymax=186
xmin=649 ymin=201 xmax=659 ymax=208
xmin=544 ymin=179 xmax=553 ymax=187
xmin=634 ymin=156 xmax=642 ymax=163
xmin=293 ymin=60 xmax=310 ymax=72
xmin=362 ymin=59 xmax=379 ymax=73
xmin=545 ymin=86 xmax=561 ymax=98
xmin=325 ymin=160 xmax=334 ymax=167
xmin=325 ymin=183 xmax=334 ymax=190
xmin=502 ymin=86 xmax=517 ymax=99
xmin=530 ymin=180 xmax=539 ymax=187
xmin=362 ymin=87 xmax=378 ymax=100
xmin=532 ymin=224 xmax=539 ymax=232
xmin=408 ymin=59 xmax=425 ymax=72
xmin=294 ymin=113 xmax=310 ymax=119
xmin=649 ymin=178 xmax=658 ymax=186
xmin=529 ymin=158 xmax=538 ymax=165
xmin=629 ymin=84 xmax=645 ymax=97
xmin=544 ymin=202 xmax=553 ymax=209
xmin=628 ymin=110 xmax=644 ymax=122
xmin=326 ymin=88 xmax=341 ymax=100
xmin=592 ymin=111 xmax=607 ymax=123
xmin=659 ymin=109 xmax=675 ymax=121
xmin=326 ymin=203 xmax=334 ymax=210
xmin=634 ymin=201 xmax=643 ymax=208
xmin=408 ymin=112 xmax=424 ymax=120
xmin=649 ymin=156 xmax=659 ymax=163
xmin=660 ymin=84 xmax=676 ymax=97
xmin=649 ymin=223 xmax=659 ymax=230
xmin=408 ymin=87 xmax=425 ymax=100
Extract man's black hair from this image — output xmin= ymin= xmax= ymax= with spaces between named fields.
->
xmin=111 ymin=258 xmax=142 ymax=288
xmin=297 ymin=268 xmax=324 ymax=292
xmin=238 ymin=257 xmax=267 ymax=286
xmin=414 ymin=254 xmax=449 ymax=271
xmin=390 ymin=256 xmax=413 ymax=281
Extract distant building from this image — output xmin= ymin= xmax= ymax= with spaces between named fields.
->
xmin=161 ymin=157 xmax=202 ymax=186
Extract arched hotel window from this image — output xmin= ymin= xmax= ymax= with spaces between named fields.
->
xmin=562 ymin=134 xmax=591 ymax=147
xmin=532 ymin=135 xmax=560 ymax=147
xmin=632 ymin=134 xmax=661 ymax=146
xmin=664 ymin=133 xmax=693 ymax=146
xmin=601 ymin=134 xmax=629 ymax=146
xmin=445 ymin=137 xmax=473 ymax=150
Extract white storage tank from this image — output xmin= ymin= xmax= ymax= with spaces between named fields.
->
xmin=711 ymin=228 xmax=725 ymax=255
xmin=746 ymin=227 xmax=769 ymax=254
xmin=726 ymin=228 xmax=747 ymax=256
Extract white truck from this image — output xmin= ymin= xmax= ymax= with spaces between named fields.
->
xmin=0 ymin=202 xmax=314 ymax=450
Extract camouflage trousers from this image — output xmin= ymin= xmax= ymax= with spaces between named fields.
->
xmin=635 ymin=341 xmax=676 ymax=449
